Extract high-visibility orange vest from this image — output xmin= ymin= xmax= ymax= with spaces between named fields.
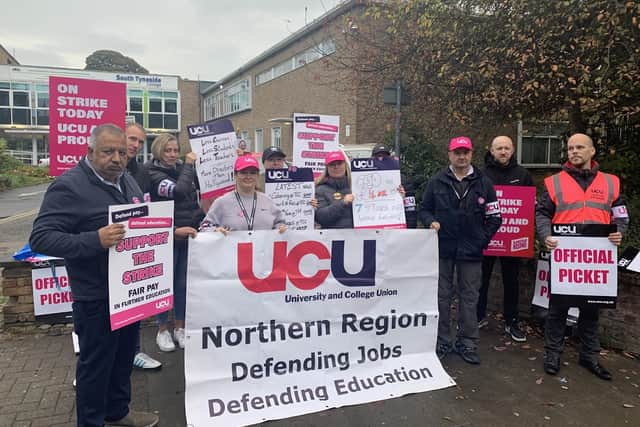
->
xmin=544 ymin=170 xmax=619 ymax=225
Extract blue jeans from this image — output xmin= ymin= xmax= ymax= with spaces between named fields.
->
xmin=157 ymin=239 xmax=188 ymax=325
xmin=73 ymin=300 xmax=139 ymax=427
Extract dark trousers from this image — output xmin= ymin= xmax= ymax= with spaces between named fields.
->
xmin=478 ymin=256 xmax=521 ymax=325
xmin=73 ymin=300 xmax=139 ymax=427
xmin=438 ymin=258 xmax=482 ymax=350
xmin=544 ymin=297 xmax=600 ymax=363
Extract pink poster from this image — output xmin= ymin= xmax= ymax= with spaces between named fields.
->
xmin=483 ymin=185 xmax=535 ymax=258
xmin=49 ymin=76 xmax=126 ymax=176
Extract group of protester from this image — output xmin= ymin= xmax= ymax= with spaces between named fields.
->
xmin=28 ymin=123 xmax=629 ymax=427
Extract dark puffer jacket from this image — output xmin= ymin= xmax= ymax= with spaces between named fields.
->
xmin=146 ymin=160 xmax=204 ymax=228
xmin=315 ymin=176 xmax=354 ymax=229
xmin=419 ymin=166 xmax=502 ymax=261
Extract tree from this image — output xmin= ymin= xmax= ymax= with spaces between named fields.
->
xmin=84 ymin=50 xmax=148 ymax=74
xmin=335 ymin=0 xmax=640 ymax=135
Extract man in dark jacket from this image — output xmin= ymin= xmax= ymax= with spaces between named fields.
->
xmin=419 ymin=136 xmax=502 ymax=364
xmin=478 ymin=136 xmax=534 ymax=342
xmin=125 ymin=122 xmax=151 ymax=195
xmin=30 ymin=124 xmax=159 ymax=427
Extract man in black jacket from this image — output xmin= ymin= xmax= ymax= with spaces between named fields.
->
xmin=30 ymin=124 xmax=159 ymax=427
xmin=125 ymin=122 xmax=151 ymax=195
xmin=478 ymin=136 xmax=534 ymax=342
xmin=420 ymin=136 xmax=502 ymax=364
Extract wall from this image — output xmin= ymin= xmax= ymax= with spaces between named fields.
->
xmin=485 ymin=258 xmax=640 ymax=353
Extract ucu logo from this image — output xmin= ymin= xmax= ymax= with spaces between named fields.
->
xmin=155 ymin=298 xmax=171 ymax=309
xmin=267 ymin=170 xmax=289 ymax=179
xmin=352 ymin=159 xmax=374 ymax=169
xmin=188 ymin=124 xmax=212 ymax=136
xmin=237 ymin=240 xmax=376 ymax=293
xmin=553 ymin=225 xmax=577 ymax=234
xmin=56 ymin=154 xmax=82 ymax=164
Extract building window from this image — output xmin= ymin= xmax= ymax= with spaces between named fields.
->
xmin=138 ymin=90 xmax=179 ymax=130
xmin=519 ymin=135 xmax=563 ymax=166
xmin=255 ymin=38 xmax=336 ymax=86
xmin=255 ymin=128 xmax=263 ymax=153
xmin=204 ymin=79 xmax=251 ymax=120
xmin=271 ymin=127 xmax=281 ymax=148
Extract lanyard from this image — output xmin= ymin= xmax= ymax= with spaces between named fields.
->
xmin=234 ymin=191 xmax=257 ymax=231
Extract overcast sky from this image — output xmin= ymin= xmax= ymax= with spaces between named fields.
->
xmin=1 ymin=0 xmax=341 ymax=81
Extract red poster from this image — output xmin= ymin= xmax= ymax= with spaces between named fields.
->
xmin=483 ymin=185 xmax=535 ymax=258
xmin=49 ymin=76 xmax=126 ymax=176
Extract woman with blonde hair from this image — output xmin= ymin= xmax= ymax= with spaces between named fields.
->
xmin=314 ymin=151 xmax=354 ymax=229
xmin=146 ymin=133 xmax=203 ymax=352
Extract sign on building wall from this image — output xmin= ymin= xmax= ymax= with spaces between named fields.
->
xmin=483 ymin=185 xmax=535 ymax=258
xmin=108 ymin=201 xmax=174 ymax=331
xmin=48 ymin=76 xmax=126 ymax=176
xmin=185 ymin=229 xmax=454 ymax=426
xmin=351 ymin=157 xmax=406 ymax=229
xmin=292 ymin=113 xmax=340 ymax=176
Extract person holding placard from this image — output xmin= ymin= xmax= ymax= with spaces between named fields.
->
xmin=420 ymin=136 xmax=502 ymax=365
xmin=478 ymin=135 xmax=534 ymax=342
xmin=537 ymin=133 xmax=629 ymax=380
xmin=201 ymin=155 xmax=287 ymax=233
xmin=30 ymin=124 xmax=159 ymax=427
xmin=147 ymin=134 xmax=204 ymax=352
xmin=315 ymin=151 xmax=354 ymax=229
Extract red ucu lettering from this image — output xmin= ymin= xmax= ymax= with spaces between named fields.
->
xmin=237 ymin=240 xmax=376 ymax=293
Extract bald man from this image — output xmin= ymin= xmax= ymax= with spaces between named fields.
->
xmin=478 ymin=136 xmax=533 ymax=342
xmin=536 ymin=133 xmax=629 ymax=380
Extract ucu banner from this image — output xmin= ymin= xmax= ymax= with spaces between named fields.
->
xmin=237 ymin=240 xmax=376 ymax=293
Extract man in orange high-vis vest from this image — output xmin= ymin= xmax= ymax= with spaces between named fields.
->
xmin=536 ymin=133 xmax=629 ymax=381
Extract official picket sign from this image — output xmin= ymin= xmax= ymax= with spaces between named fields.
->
xmin=108 ymin=201 xmax=174 ymax=330
xmin=531 ymin=251 xmax=579 ymax=318
xmin=550 ymin=224 xmax=618 ymax=307
xmin=188 ymin=119 xmax=238 ymax=199
xmin=48 ymin=76 xmax=126 ymax=176
xmin=31 ymin=265 xmax=72 ymax=316
xmin=265 ymin=167 xmax=315 ymax=231
xmin=351 ymin=157 xmax=406 ymax=229
xmin=185 ymin=229 xmax=454 ymax=426
xmin=483 ymin=185 xmax=535 ymax=257
xmin=292 ymin=113 xmax=340 ymax=176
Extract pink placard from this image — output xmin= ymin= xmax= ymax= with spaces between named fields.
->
xmin=49 ymin=76 xmax=126 ymax=176
xmin=483 ymin=185 xmax=536 ymax=258
xmin=110 ymin=295 xmax=173 ymax=330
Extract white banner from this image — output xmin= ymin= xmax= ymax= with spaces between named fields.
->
xmin=108 ymin=201 xmax=174 ymax=331
xmin=31 ymin=265 xmax=72 ymax=316
xmin=185 ymin=229 xmax=454 ymax=426
xmin=292 ymin=113 xmax=340 ymax=176
xmin=351 ymin=157 xmax=406 ymax=229
xmin=265 ymin=167 xmax=315 ymax=231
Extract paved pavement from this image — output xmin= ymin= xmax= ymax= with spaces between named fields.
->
xmin=0 ymin=183 xmax=50 ymax=263
xmin=1 ymin=317 xmax=639 ymax=427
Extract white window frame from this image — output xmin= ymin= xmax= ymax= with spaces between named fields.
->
xmin=255 ymin=128 xmax=263 ymax=153
xmin=516 ymin=120 xmax=563 ymax=168
xmin=271 ymin=127 xmax=282 ymax=148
